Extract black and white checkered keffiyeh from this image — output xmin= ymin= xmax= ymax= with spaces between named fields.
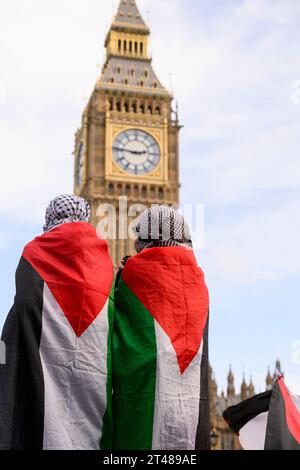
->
xmin=134 ymin=206 xmax=192 ymax=253
xmin=43 ymin=194 xmax=91 ymax=233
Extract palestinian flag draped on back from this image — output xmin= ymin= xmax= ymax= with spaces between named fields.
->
xmin=0 ymin=223 xmax=114 ymax=450
xmin=224 ymin=375 xmax=300 ymax=450
xmin=111 ymin=246 xmax=210 ymax=450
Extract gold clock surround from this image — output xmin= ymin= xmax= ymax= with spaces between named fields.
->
xmin=105 ymin=122 xmax=168 ymax=185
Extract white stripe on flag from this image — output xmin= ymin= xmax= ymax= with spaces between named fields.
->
xmin=152 ymin=321 xmax=202 ymax=450
xmin=40 ymin=284 xmax=109 ymax=450
xmin=239 ymin=412 xmax=268 ymax=450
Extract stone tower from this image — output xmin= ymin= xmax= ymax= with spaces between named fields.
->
xmin=248 ymin=376 xmax=255 ymax=398
xmin=227 ymin=366 xmax=236 ymax=397
xmin=241 ymin=375 xmax=248 ymax=401
xmin=74 ymin=0 xmax=181 ymax=266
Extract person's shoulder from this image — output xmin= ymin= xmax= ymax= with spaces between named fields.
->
xmin=22 ymin=233 xmax=43 ymax=256
xmin=115 ymin=256 xmax=132 ymax=286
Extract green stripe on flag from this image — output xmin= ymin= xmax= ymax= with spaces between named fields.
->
xmin=112 ymin=278 xmax=157 ymax=450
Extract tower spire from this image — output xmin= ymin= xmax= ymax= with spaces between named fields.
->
xmin=266 ymin=367 xmax=273 ymax=391
xmin=113 ymin=0 xmax=149 ymax=32
xmin=227 ymin=365 xmax=235 ymax=397
xmin=105 ymin=0 xmax=151 ymax=61
xmin=241 ymin=374 xmax=247 ymax=401
xmin=100 ymin=0 xmax=168 ymax=95
xmin=248 ymin=376 xmax=255 ymax=397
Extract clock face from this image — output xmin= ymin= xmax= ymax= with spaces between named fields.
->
xmin=76 ymin=142 xmax=84 ymax=188
xmin=112 ymin=129 xmax=161 ymax=175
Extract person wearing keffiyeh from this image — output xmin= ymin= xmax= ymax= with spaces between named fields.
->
xmin=134 ymin=205 xmax=193 ymax=253
xmin=117 ymin=206 xmax=193 ymax=270
xmin=0 ymin=195 xmax=114 ymax=450
xmin=43 ymin=194 xmax=91 ymax=232
xmin=110 ymin=206 xmax=211 ymax=450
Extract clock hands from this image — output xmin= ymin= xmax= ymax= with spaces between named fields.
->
xmin=113 ymin=146 xmax=147 ymax=156
xmin=130 ymin=150 xmax=147 ymax=155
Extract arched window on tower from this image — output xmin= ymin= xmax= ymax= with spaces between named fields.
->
xmin=155 ymin=106 xmax=161 ymax=115
xmin=147 ymin=104 xmax=153 ymax=114
xmin=108 ymin=183 xmax=114 ymax=196
xmin=140 ymin=43 xmax=143 ymax=55
xmin=134 ymin=42 xmax=138 ymax=54
xmin=116 ymin=101 xmax=121 ymax=112
xmin=132 ymin=102 xmax=137 ymax=113
xmin=158 ymin=188 xmax=164 ymax=200
xmin=124 ymin=40 xmax=127 ymax=52
xmin=116 ymin=184 xmax=122 ymax=196
xmin=139 ymin=103 xmax=145 ymax=113
xmin=133 ymin=185 xmax=139 ymax=198
xmin=118 ymin=39 xmax=122 ymax=52
xmin=109 ymin=99 xmax=113 ymax=111
xmin=124 ymin=101 xmax=129 ymax=112
xmin=129 ymin=41 xmax=132 ymax=53
xmin=150 ymin=186 xmax=155 ymax=199
xmin=141 ymin=186 xmax=147 ymax=199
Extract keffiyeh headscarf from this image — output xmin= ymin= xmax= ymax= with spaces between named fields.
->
xmin=134 ymin=206 xmax=192 ymax=253
xmin=43 ymin=194 xmax=91 ymax=233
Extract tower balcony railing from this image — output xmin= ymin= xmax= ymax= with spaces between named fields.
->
xmin=112 ymin=50 xmax=150 ymax=61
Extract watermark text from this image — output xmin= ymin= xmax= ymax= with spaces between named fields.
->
xmin=95 ymin=198 xmax=205 ymax=251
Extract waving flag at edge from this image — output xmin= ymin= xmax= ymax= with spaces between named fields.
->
xmin=223 ymin=375 xmax=300 ymax=450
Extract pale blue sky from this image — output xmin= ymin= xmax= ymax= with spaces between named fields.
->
xmin=0 ymin=0 xmax=299 ymax=394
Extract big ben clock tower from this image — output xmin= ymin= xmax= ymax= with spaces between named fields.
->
xmin=74 ymin=0 xmax=181 ymax=266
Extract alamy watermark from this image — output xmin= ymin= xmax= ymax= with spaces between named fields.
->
xmin=291 ymin=80 xmax=300 ymax=105
xmin=95 ymin=198 xmax=205 ymax=251
xmin=0 ymin=340 xmax=6 ymax=365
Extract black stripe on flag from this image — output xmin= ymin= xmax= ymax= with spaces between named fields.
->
xmin=223 ymin=390 xmax=272 ymax=434
xmin=195 ymin=315 xmax=210 ymax=450
xmin=264 ymin=380 xmax=300 ymax=450
xmin=0 ymin=257 xmax=45 ymax=450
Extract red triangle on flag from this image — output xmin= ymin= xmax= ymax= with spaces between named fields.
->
xmin=122 ymin=246 xmax=209 ymax=374
xmin=278 ymin=377 xmax=300 ymax=444
xmin=23 ymin=223 xmax=114 ymax=337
